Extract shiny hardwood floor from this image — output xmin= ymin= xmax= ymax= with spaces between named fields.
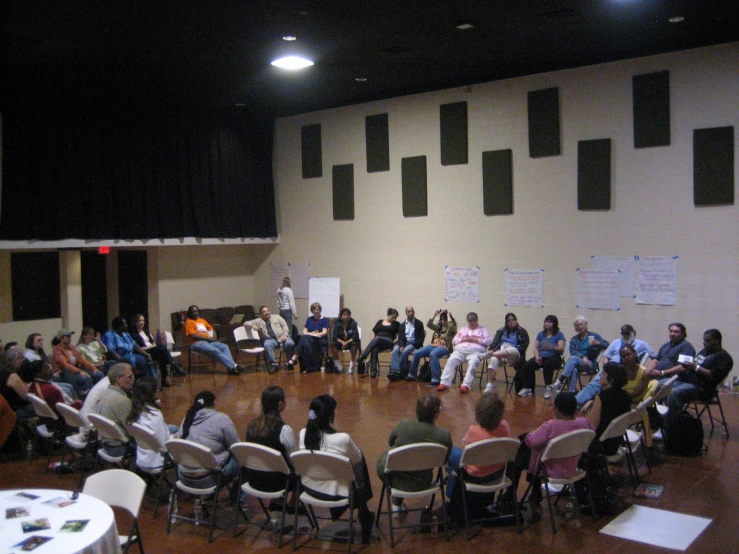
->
xmin=3 ymin=364 xmax=738 ymax=554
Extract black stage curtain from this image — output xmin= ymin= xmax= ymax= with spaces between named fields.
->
xmin=0 ymin=106 xmax=277 ymax=240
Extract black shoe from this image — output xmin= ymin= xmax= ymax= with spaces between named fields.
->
xmin=357 ymin=360 xmax=366 ymax=375
xmin=286 ymin=359 xmax=295 ymax=371
xmin=161 ymin=380 xmax=171 ymax=388
xmin=268 ymin=364 xmax=278 ymax=375
xmin=172 ymin=363 xmax=186 ymax=376
xmin=405 ymin=375 xmax=417 ymax=382
xmin=387 ymin=371 xmax=401 ymax=382
xmin=370 ymin=369 xmax=378 ymax=378
xmin=360 ymin=511 xmax=375 ymax=544
xmin=227 ymin=367 xmax=240 ymax=376
xmin=427 ymin=381 xmax=440 ymax=388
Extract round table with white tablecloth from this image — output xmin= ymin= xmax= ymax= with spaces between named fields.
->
xmin=0 ymin=488 xmax=122 ymax=554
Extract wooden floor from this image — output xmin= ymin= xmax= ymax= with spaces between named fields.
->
xmin=3 ymin=364 xmax=738 ymax=554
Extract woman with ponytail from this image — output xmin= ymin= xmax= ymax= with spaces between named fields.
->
xmin=245 ymin=386 xmax=296 ymax=492
xmin=298 ymin=394 xmax=375 ymax=544
xmin=178 ymin=390 xmax=240 ymax=489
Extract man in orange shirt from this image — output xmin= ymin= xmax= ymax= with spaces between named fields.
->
xmin=185 ymin=305 xmax=245 ymax=375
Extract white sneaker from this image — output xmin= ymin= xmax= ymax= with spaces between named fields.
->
xmin=484 ymin=383 xmax=496 ymax=394
xmin=544 ymin=385 xmax=553 ymax=399
xmin=552 ymin=381 xmax=563 ymax=392
xmin=652 ymin=429 xmax=664 ymax=441
xmin=348 ymin=361 xmax=355 ymax=374
xmin=517 ymin=388 xmax=533 ymax=397
xmin=334 ymin=360 xmax=343 ymax=373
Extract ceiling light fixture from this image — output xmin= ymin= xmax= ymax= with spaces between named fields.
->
xmin=283 ymin=35 xmax=296 ymax=41
xmin=456 ymin=23 xmax=474 ymax=30
xmin=355 ymin=77 xmax=367 ymax=82
xmin=668 ymin=15 xmax=685 ymax=23
xmin=271 ymin=56 xmax=314 ymax=69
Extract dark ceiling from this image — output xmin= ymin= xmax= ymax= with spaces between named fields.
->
xmin=3 ymin=0 xmax=739 ymax=119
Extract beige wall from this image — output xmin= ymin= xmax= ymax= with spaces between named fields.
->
xmin=255 ymin=42 xmax=738 ymax=373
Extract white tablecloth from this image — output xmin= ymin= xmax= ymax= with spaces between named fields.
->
xmin=0 ymin=488 xmax=122 ymax=554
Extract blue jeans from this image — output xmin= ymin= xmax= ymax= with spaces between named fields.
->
xmin=575 ymin=372 xmax=603 ymax=408
xmin=560 ymin=357 xmax=592 ymax=392
xmin=263 ymin=337 xmax=295 ymax=366
xmin=279 ymin=309 xmax=293 ymax=327
xmin=190 ymin=341 xmax=237 ymax=370
xmin=62 ymin=369 xmax=94 ymax=396
xmin=446 ymin=446 xmax=464 ymax=498
xmin=409 ymin=345 xmax=449 ymax=383
xmin=390 ymin=344 xmax=416 ymax=373
xmin=666 ymin=380 xmax=700 ymax=416
xmin=178 ymin=456 xmax=241 ymax=489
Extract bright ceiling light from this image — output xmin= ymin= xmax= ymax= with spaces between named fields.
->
xmin=271 ymin=56 xmax=314 ymax=69
xmin=668 ymin=16 xmax=685 ymax=23
xmin=283 ymin=35 xmax=297 ymax=41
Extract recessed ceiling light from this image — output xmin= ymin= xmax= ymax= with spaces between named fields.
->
xmin=668 ymin=15 xmax=685 ymax=23
xmin=456 ymin=23 xmax=474 ymax=30
xmin=355 ymin=77 xmax=367 ymax=82
xmin=271 ymin=56 xmax=314 ymax=69
xmin=234 ymin=102 xmax=245 ymax=107
xmin=283 ymin=35 xmax=297 ymax=41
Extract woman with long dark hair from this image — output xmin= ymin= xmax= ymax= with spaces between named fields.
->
xmin=178 ymin=391 xmax=240 ymax=489
xmin=130 ymin=314 xmax=184 ymax=387
xmin=245 ymin=386 xmax=296 ymax=492
xmin=299 ymin=394 xmax=374 ymax=544
xmin=126 ymin=377 xmax=178 ymax=469
xmin=328 ymin=308 xmax=361 ymax=374
xmin=23 ymin=333 xmax=49 ymax=363
xmin=356 ymin=308 xmax=400 ymax=378
xmin=480 ymin=312 xmax=529 ymax=393
xmin=514 ymin=315 xmax=565 ymax=398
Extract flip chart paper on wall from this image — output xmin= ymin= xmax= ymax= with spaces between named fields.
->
xmin=636 ymin=256 xmax=677 ymax=305
xmin=577 ymin=269 xmax=620 ymax=310
xmin=591 ymin=256 xmax=635 ymax=297
xmin=271 ymin=263 xmax=290 ymax=297
xmin=290 ymin=264 xmax=311 ymax=299
xmin=308 ymin=277 xmax=340 ymax=317
xmin=445 ymin=266 xmax=480 ymax=303
xmin=271 ymin=262 xmax=310 ymax=299
xmin=505 ymin=270 xmax=543 ymax=307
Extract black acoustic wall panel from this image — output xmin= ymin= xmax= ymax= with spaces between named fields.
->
xmin=482 ymin=149 xmax=513 ymax=215
xmin=401 ymin=156 xmax=427 ymax=217
xmin=527 ymin=88 xmax=561 ymax=158
xmin=332 ymin=164 xmax=355 ymax=220
xmin=633 ymin=71 xmax=671 ymax=148
xmin=365 ymin=113 xmax=390 ymax=173
xmin=301 ymin=123 xmax=322 ymax=178
xmin=694 ymin=126 xmax=734 ymax=206
xmin=440 ymin=101 xmax=468 ymax=165
xmin=577 ymin=139 xmax=611 ymax=210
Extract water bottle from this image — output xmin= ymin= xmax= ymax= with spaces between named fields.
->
xmin=564 ymin=493 xmax=577 ymax=520
xmin=194 ymin=498 xmax=204 ymax=524
xmin=26 ymin=440 xmax=34 ymax=463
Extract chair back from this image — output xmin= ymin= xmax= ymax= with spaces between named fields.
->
xmin=652 ymin=375 xmax=678 ymax=404
xmin=215 ymin=307 xmax=235 ymax=325
xmin=233 ymin=325 xmax=248 ymax=344
xmin=165 ymin=438 xmax=221 ymax=472
xmin=291 ymin=450 xmax=355 ymax=485
xmin=26 ymin=393 xmax=59 ymax=420
xmin=83 ymin=468 xmax=147 ymax=518
xmin=56 ymin=403 xmax=91 ymax=430
xmin=165 ymin=331 xmax=177 ymax=348
xmin=459 ymin=437 xmax=520 ymax=468
xmin=356 ymin=326 xmax=362 ymax=341
xmin=541 ymin=429 xmax=596 ymax=463
xmin=88 ymin=413 xmax=129 ymax=443
xmin=244 ymin=327 xmax=261 ymax=342
xmin=384 ymin=442 xmax=448 ymax=473
xmin=628 ymin=396 xmax=653 ymax=426
xmin=638 ymin=351 xmax=651 ymax=366
xmin=128 ymin=422 xmax=166 ymax=454
xmin=231 ymin=442 xmax=291 ymax=475
xmin=598 ymin=410 xmax=633 ymax=442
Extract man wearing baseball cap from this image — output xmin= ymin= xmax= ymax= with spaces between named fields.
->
xmin=602 ymin=325 xmax=655 ymax=365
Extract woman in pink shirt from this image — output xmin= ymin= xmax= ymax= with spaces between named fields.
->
xmin=510 ymin=392 xmax=593 ymax=520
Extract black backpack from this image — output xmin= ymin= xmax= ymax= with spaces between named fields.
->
xmin=664 ymin=411 xmax=705 ymax=456
xmin=418 ymin=360 xmax=432 ymax=383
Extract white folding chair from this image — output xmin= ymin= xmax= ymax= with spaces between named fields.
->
xmin=83 ymin=468 xmax=147 ymax=554
xmin=56 ymin=403 xmax=95 ymax=489
xmin=165 ymin=438 xmax=227 ymax=543
xmin=127 ymin=422 xmax=174 ymax=518
xmin=599 ymin=409 xmax=639 ymax=485
xmin=654 ymin=375 xmax=679 ymax=416
xmin=523 ymin=428 xmax=596 ymax=533
xmin=290 ymin=450 xmax=358 ymax=554
xmin=26 ymin=393 xmax=64 ymax=473
xmin=375 ymin=442 xmax=449 ymax=546
xmin=457 ymin=437 xmax=522 ymax=540
xmin=230 ymin=442 xmax=294 ymax=544
xmin=233 ymin=326 xmax=265 ymax=372
xmin=88 ymin=413 xmax=133 ymax=471
xmin=625 ymin=396 xmax=654 ymax=477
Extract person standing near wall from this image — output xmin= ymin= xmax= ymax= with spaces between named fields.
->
xmin=277 ymin=277 xmax=298 ymax=326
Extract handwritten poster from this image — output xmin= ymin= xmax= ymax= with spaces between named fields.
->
xmin=445 ymin=266 xmax=480 ymax=303
xmin=505 ymin=270 xmax=543 ymax=307
xmin=308 ymin=277 xmax=340 ymax=317
xmin=271 ymin=262 xmax=311 ymax=299
xmin=591 ymin=256 xmax=636 ymax=297
xmin=577 ymin=269 xmax=620 ymax=310
xmin=636 ymin=257 xmax=677 ymax=305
